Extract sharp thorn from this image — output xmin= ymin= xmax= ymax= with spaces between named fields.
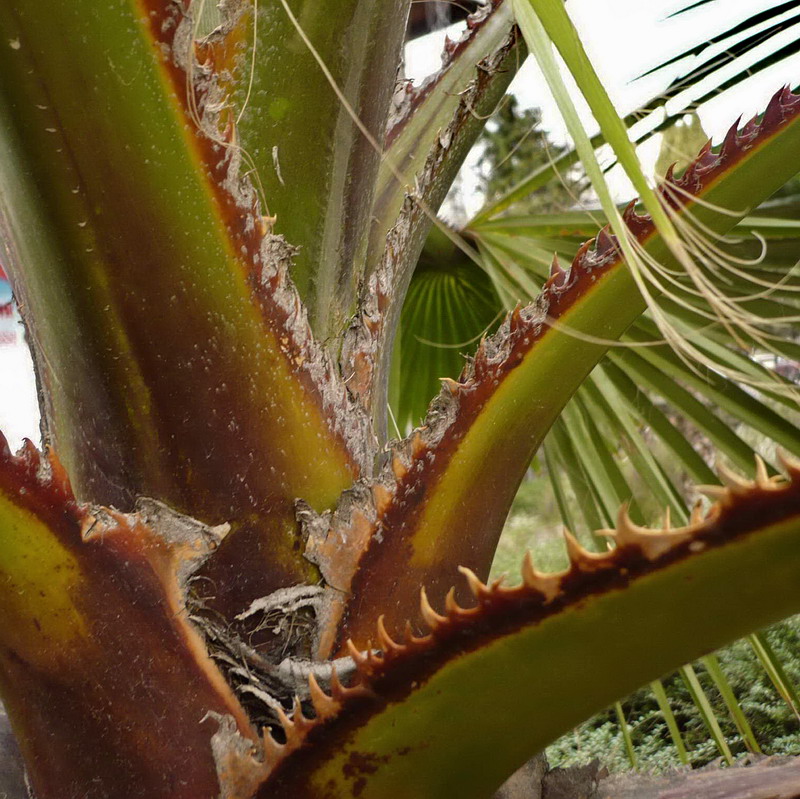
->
xmin=616 ymin=503 xmax=644 ymax=540
xmin=562 ymin=528 xmax=586 ymax=563
xmin=18 ymin=438 xmax=41 ymax=471
xmin=329 ymin=666 xmax=345 ymax=700
xmin=419 ymin=587 xmax=447 ymax=630
xmin=276 ymin=705 xmax=294 ymax=735
xmin=376 ymin=615 xmax=400 ymax=652
xmin=754 ymin=454 xmax=770 ymax=488
xmin=262 ymin=730 xmax=285 ymax=759
xmin=365 ymin=640 xmax=382 ymax=667
xmin=403 ymin=618 xmax=427 ymax=645
xmin=549 ymin=253 xmax=568 ymax=288
xmin=742 ymin=114 xmax=760 ymax=137
xmin=696 ymin=484 xmax=731 ymax=503
xmin=345 ymin=639 xmax=368 ymax=667
xmin=721 ymin=115 xmax=742 ymax=158
xmin=595 ymin=226 xmax=616 ymax=256
xmin=521 ymin=551 xmax=538 ymax=587
xmin=716 ymin=462 xmax=753 ymax=494
xmin=458 ymin=565 xmax=487 ymax=598
xmin=573 ymin=239 xmax=593 ymax=267
xmin=440 ymin=377 xmax=461 ymax=396
xmin=444 ymin=586 xmax=460 ymax=615
xmin=520 ymin=551 xmax=563 ymax=601
xmin=562 ymin=528 xmax=609 ymax=567
xmin=307 ymin=673 xmax=338 ymax=718
xmin=763 ymin=87 xmax=786 ymax=130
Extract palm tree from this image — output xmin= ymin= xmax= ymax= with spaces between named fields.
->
xmin=0 ymin=1 xmax=798 ymax=796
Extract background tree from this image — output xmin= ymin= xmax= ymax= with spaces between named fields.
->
xmin=478 ymin=95 xmax=583 ymax=213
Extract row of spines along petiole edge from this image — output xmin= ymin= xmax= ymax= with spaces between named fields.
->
xmin=305 ymin=85 xmax=800 ymax=610
xmin=266 ymin=453 xmax=800 ymax=766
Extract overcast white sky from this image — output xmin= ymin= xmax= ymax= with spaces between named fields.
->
xmin=407 ymin=0 xmax=800 ymax=202
xmin=0 ymin=342 xmax=37 ymax=449
xmin=2 ymin=0 xmax=799 ymax=449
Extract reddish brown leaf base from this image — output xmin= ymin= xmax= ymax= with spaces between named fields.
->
xmin=0 ymin=435 xmax=253 ymax=799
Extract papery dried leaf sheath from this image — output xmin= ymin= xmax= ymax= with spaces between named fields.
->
xmin=137 ymin=0 xmax=379 ymax=616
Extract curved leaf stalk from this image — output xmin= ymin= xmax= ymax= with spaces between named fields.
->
xmin=0 ymin=0 xmax=372 ymax=620
xmin=0 ymin=434 xmax=254 ymax=798
xmin=248 ymin=458 xmax=800 ymax=798
xmin=199 ymin=0 xmax=411 ymax=339
xmin=309 ymin=91 xmax=800 ymax=654
xmin=341 ymin=9 xmax=521 ymax=441
xmin=370 ymin=0 xmax=519 ymax=276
